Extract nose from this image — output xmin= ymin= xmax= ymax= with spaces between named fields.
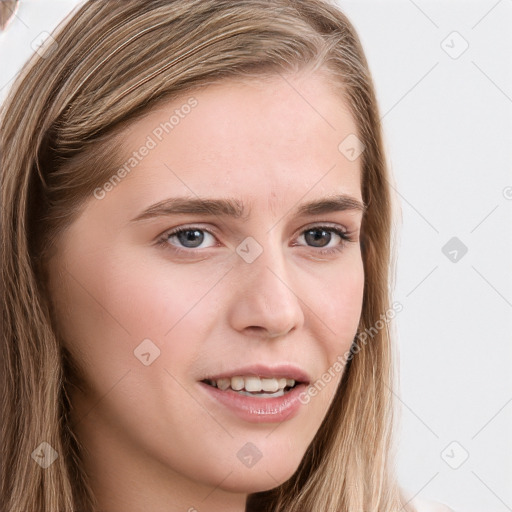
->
xmin=226 ymin=240 xmax=305 ymax=339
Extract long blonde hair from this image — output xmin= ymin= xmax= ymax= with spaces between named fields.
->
xmin=0 ymin=1 xmax=404 ymax=510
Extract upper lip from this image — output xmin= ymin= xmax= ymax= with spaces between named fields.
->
xmin=200 ymin=363 xmax=311 ymax=384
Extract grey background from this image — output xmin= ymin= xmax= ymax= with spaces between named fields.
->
xmin=1 ymin=1 xmax=511 ymax=511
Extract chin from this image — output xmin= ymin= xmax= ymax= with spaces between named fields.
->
xmin=217 ymin=451 xmax=304 ymax=494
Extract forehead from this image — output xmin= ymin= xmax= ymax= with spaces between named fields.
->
xmin=110 ymin=72 xmax=363 ymax=212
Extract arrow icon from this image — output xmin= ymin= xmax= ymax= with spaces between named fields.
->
xmin=236 ymin=237 xmax=263 ymax=263
xmin=237 ymin=441 xmax=263 ymax=468
xmin=441 ymin=237 xmax=467 ymax=263
xmin=440 ymin=31 xmax=469 ymax=59
xmin=31 ymin=442 xmax=58 ymax=468
xmin=338 ymin=134 xmax=364 ymax=161
xmin=440 ymin=440 xmax=469 ymax=469
xmin=134 ymin=339 xmax=161 ymax=366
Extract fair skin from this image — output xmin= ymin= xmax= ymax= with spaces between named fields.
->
xmin=47 ymin=71 xmax=365 ymax=512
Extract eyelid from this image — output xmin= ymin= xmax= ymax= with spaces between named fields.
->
xmin=298 ymin=221 xmax=348 ymax=233
xmin=158 ymin=224 xmax=219 ymax=250
xmin=156 ymin=222 xmax=356 ymax=255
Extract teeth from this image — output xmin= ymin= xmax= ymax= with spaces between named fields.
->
xmin=261 ymin=378 xmax=279 ymax=392
xmin=244 ymin=376 xmax=261 ymax=392
xmin=231 ymin=376 xmax=244 ymax=391
xmin=216 ymin=378 xmax=230 ymax=391
xmin=237 ymin=388 xmax=285 ymax=398
xmin=206 ymin=375 xmax=297 ymax=393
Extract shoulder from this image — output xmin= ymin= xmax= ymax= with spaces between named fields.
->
xmin=404 ymin=495 xmax=456 ymax=512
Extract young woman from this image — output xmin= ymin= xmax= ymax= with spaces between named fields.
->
xmin=0 ymin=1 xmax=454 ymax=511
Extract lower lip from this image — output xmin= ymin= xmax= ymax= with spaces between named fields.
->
xmin=199 ymin=382 xmax=307 ymax=423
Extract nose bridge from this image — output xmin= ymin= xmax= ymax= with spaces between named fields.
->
xmin=229 ymin=230 xmax=304 ymax=337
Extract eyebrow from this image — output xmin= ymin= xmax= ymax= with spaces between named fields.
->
xmin=130 ymin=193 xmax=367 ymax=223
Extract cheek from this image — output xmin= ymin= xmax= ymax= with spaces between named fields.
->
xmin=48 ymin=251 xmax=232 ymax=450
xmin=49 ymin=247 xmax=230 ymax=397
xmin=302 ymin=255 xmax=364 ymax=406
xmin=53 ymin=245 xmax=216 ymax=339
xmin=316 ymin=253 xmax=365 ymax=343
xmin=108 ymin=256 xmax=230 ymax=352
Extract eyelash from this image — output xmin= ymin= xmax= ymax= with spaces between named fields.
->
xmin=156 ymin=224 xmax=355 ymax=257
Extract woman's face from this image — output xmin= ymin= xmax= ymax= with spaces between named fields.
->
xmin=47 ymin=71 xmax=365 ymax=510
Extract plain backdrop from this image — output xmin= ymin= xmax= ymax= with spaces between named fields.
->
xmin=1 ymin=1 xmax=511 ymax=511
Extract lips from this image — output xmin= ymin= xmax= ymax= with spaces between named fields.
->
xmin=199 ymin=374 xmax=309 ymax=424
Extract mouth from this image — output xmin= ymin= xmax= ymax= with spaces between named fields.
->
xmin=201 ymin=375 xmax=303 ymax=398
xmin=198 ymin=365 xmax=311 ymax=423
xmin=199 ymin=364 xmax=311 ymax=399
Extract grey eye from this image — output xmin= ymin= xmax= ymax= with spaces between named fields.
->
xmin=303 ymin=228 xmax=334 ymax=248
xmin=174 ymin=229 xmax=205 ymax=249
